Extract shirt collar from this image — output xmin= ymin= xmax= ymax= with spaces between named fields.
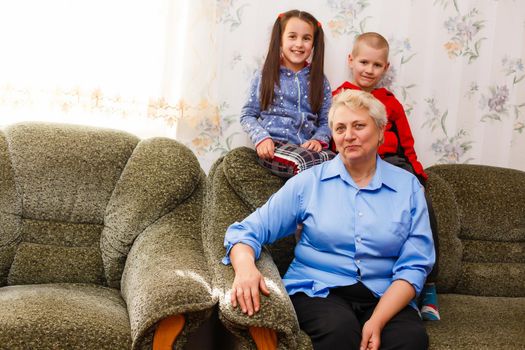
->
xmin=280 ymin=65 xmax=310 ymax=75
xmin=338 ymin=81 xmax=389 ymax=97
xmin=321 ymin=154 xmax=398 ymax=191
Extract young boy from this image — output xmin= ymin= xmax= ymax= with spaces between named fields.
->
xmin=333 ymin=32 xmax=440 ymax=321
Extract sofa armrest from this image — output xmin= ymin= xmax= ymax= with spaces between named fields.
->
xmin=204 ymin=156 xmax=304 ymax=348
xmin=216 ymin=249 xmax=302 ymax=349
xmin=121 ymin=184 xmax=215 ymax=350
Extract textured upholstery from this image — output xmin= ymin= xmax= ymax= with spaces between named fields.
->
xmin=203 ymin=147 xmax=311 ymax=349
xmin=206 ymin=148 xmax=525 ymax=349
xmin=0 ymin=284 xmax=131 ymax=350
xmin=0 ymin=122 xmax=215 ymax=350
xmin=425 ymin=164 xmax=525 ymax=349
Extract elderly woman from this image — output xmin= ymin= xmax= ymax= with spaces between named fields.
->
xmin=223 ymin=90 xmax=435 ymax=350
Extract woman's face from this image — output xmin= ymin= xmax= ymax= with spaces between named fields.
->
xmin=332 ymin=105 xmax=382 ymax=166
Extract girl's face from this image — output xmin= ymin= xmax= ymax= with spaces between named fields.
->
xmin=280 ymin=17 xmax=314 ymax=72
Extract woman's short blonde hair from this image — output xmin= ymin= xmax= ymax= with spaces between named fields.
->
xmin=329 ymin=89 xmax=387 ymax=131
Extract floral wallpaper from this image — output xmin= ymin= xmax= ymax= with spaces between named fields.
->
xmin=181 ymin=0 xmax=524 ymax=172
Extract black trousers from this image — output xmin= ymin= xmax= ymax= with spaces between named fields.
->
xmin=290 ymin=283 xmax=428 ymax=350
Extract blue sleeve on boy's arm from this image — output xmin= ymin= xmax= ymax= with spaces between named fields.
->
xmin=392 ymin=185 xmax=436 ymax=296
xmin=239 ymin=73 xmax=270 ymax=145
xmin=311 ymin=78 xmax=333 ymax=144
xmin=222 ymin=177 xmax=303 ymax=265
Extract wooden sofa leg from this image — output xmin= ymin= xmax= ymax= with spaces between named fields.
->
xmin=153 ymin=314 xmax=186 ymax=350
xmin=249 ymin=326 xmax=277 ymax=350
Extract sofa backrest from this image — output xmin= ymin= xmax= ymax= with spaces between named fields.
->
xmin=0 ymin=122 xmax=204 ymax=289
xmin=426 ymin=164 xmax=525 ymax=297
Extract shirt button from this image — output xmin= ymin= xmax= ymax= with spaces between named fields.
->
xmin=358 ymin=212 xmax=363 ymax=217
xmin=356 ymin=237 xmax=361 ymax=243
xmin=356 ymin=259 xmax=361 ymax=264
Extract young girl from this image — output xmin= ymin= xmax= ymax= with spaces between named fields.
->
xmin=240 ymin=9 xmax=335 ymax=178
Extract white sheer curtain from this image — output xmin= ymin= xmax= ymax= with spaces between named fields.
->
xmin=0 ymin=0 xmax=217 ymax=140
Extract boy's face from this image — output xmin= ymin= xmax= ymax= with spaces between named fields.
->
xmin=348 ymin=43 xmax=390 ymax=92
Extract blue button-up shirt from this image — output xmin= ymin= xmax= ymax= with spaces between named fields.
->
xmin=240 ymin=66 xmax=332 ymax=146
xmin=223 ymin=155 xmax=435 ymax=308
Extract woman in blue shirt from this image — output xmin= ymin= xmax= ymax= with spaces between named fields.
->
xmin=224 ymin=89 xmax=435 ymax=350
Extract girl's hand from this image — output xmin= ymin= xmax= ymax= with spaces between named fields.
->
xmin=256 ymin=138 xmax=275 ymax=160
xmin=301 ymin=139 xmax=322 ymax=152
xmin=231 ymin=265 xmax=270 ymax=316
xmin=360 ymin=319 xmax=382 ymax=350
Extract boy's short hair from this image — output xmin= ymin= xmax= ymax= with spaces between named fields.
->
xmin=329 ymin=89 xmax=387 ymax=132
xmin=352 ymin=32 xmax=390 ymax=58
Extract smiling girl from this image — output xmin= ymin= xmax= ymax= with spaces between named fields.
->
xmin=240 ymin=9 xmax=335 ymax=178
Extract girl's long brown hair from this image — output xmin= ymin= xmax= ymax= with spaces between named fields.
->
xmin=260 ymin=10 xmax=325 ymax=114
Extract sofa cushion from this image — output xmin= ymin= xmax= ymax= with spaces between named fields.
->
xmin=427 ymin=164 xmax=525 ymax=242
xmin=462 ymin=240 xmax=525 ymax=264
xmin=101 ymin=138 xmax=203 ymax=288
xmin=455 ymin=262 xmax=524 ymax=297
xmin=5 ymin=122 xmax=138 ymax=224
xmin=0 ymin=283 xmax=131 ymax=349
xmin=8 ymin=242 xmax=105 ymax=285
xmin=426 ymin=294 xmax=525 ymax=349
xmin=457 ymin=239 xmax=525 ymax=297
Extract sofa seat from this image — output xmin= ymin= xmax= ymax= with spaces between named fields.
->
xmin=0 ymin=283 xmax=131 ymax=349
xmin=426 ymin=294 xmax=525 ymax=349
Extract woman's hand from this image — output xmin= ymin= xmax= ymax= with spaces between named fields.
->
xmin=360 ymin=280 xmax=416 ymax=350
xmin=301 ymin=139 xmax=322 ymax=152
xmin=360 ymin=319 xmax=382 ymax=350
xmin=231 ymin=264 xmax=270 ymax=316
xmin=230 ymin=243 xmax=270 ymax=316
xmin=256 ymin=138 xmax=275 ymax=160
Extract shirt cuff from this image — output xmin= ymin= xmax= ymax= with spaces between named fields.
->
xmin=255 ymin=137 xmax=272 ymax=148
xmin=222 ymin=240 xmax=261 ymax=266
xmin=392 ymin=269 xmax=425 ymax=296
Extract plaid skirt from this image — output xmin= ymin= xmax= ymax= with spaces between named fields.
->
xmin=258 ymin=141 xmax=336 ymax=178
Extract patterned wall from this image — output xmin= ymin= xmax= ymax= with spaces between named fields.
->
xmin=178 ymin=0 xmax=525 ymax=172
xmin=0 ymin=0 xmax=523 ymax=173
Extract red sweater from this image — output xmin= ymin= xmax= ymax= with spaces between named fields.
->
xmin=333 ymin=82 xmax=428 ymax=182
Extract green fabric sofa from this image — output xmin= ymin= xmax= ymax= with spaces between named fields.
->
xmin=204 ymin=147 xmax=525 ymax=349
xmin=0 ymin=122 xmax=215 ymax=349
xmin=424 ymin=164 xmax=525 ymax=349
